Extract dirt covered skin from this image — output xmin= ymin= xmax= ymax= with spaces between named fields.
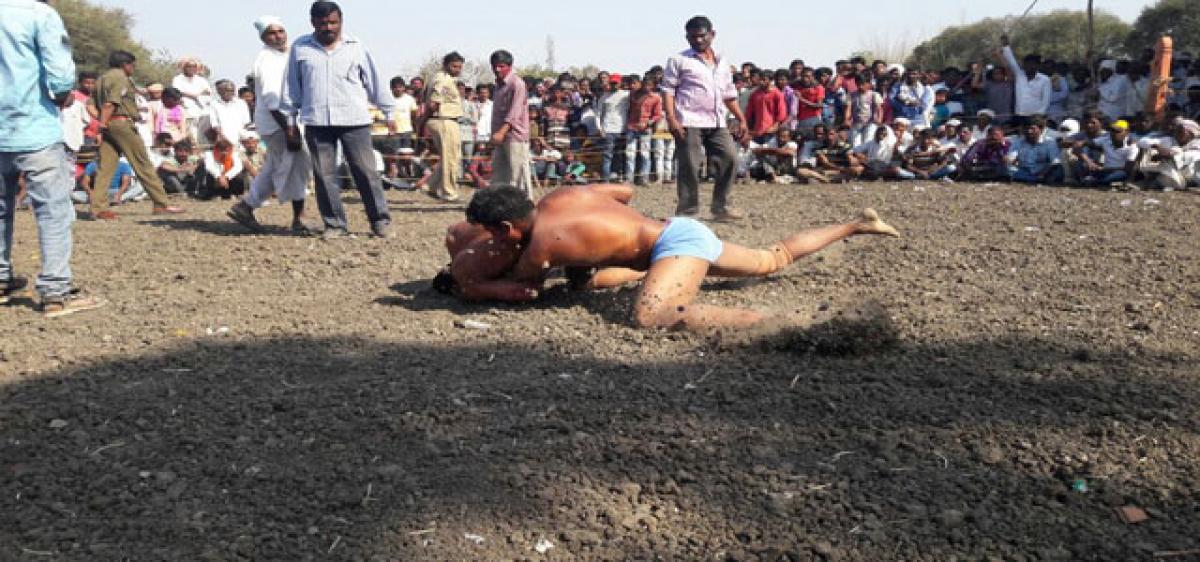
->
xmin=1 ymin=182 xmax=1198 ymax=561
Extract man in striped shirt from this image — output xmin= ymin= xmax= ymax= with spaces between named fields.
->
xmin=280 ymin=1 xmax=396 ymax=240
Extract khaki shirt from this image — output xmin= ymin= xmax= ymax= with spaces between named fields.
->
xmin=97 ymin=68 xmax=140 ymax=119
xmin=426 ymin=71 xmax=463 ymax=119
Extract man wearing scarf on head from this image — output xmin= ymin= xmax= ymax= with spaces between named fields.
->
xmin=1136 ymin=118 xmax=1200 ymax=191
xmin=227 ymin=16 xmax=315 ymax=234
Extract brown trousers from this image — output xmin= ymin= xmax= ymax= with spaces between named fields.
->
xmin=92 ymin=120 xmax=170 ymax=214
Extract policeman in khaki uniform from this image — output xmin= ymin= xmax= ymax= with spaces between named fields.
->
xmin=422 ymin=52 xmax=466 ymax=201
xmin=92 ymin=50 xmax=185 ymax=220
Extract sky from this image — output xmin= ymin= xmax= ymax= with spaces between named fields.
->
xmin=93 ymin=0 xmax=1156 ymax=84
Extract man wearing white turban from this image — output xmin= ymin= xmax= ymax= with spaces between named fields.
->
xmin=1136 ymin=118 xmax=1200 ymax=190
xmin=227 ymin=16 xmax=315 ymax=234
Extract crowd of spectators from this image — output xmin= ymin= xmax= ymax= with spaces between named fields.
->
xmin=48 ymin=37 xmax=1200 ymax=212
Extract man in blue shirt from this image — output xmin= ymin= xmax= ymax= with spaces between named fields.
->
xmin=281 ymin=1 xmax=396 ymax=240
xmin=72 ymin=159 xmax=145 ymax=205
xmin=1009 ymin=119 xmax=1063 ymax=184
xmin=0 ymin=0 xmax=105 ymax=317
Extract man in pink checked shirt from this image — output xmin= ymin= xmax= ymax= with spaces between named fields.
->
xmin=662 ymin=15 xmax=750 ymax=223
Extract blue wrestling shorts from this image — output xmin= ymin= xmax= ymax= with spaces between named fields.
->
xmin=650 ymin=217 xmax=724 ymax=263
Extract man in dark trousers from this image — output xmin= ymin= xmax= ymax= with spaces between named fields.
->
xmin=661 ymin=16 xmax=749 ymax=222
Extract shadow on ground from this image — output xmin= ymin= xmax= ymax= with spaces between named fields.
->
xmin=1 ymin=328 xmax=1197 ymax=560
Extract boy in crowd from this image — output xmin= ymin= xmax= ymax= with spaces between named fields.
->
xmin=157 ymin=139 xmax=201 ymax=195
xmin=748 ymin=127 xmax=799 ymax=183
xmin=904 ymin=129 xmax=956 ymax=180
xmin=625 ymin=74 xmax=662 ymax=185
xmin=845 ymin=74 xmax=883 ymax=146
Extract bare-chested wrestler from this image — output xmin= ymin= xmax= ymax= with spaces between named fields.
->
xmin=436 ymin=185 xmax=899 ymax=330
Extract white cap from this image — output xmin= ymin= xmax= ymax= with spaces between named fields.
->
xmin=1058 ymin=118 xmax=1080 ymax=135
xmin=239 ymin=130 xmax=260 ymax=142
xmin=254 ymin=16 xmax=284 ymax=36
xmin=946 ymin=119 xmax=962 ymax=127
xmin=977 ymin=109 xmax=996 ymax=118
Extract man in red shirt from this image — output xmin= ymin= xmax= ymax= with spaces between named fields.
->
xmin=794 ymin=69 xmax=826 ymax=139
xmin=744 ymin=70 xmax=788 ymax=143
xmin=73 ymin=71 xmax=100 ymax=144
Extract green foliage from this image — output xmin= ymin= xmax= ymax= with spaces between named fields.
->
xmin=906 ymin=10 xmax=1131 ymax=70
xmin=55 ymin=0 xmax=176 ymax=85
xmin=1126 ymin=0 xmax=1200 ymax=55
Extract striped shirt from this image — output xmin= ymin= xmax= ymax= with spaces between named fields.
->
xmin=280 ymin=33 xmax=394 ymax=127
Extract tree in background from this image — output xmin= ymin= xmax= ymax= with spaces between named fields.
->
xmin=906 ymin=10 xmax=1130 ymax=70
xmin=1126 ymin=0 xmax=1200 ymax=56
xmin=56 ymin=0 xmax=176 ymax=85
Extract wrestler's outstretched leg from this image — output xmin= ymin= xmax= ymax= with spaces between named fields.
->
xmin=631 ymin=209 xmax=899 ymax=330
xmin=708 ymin=208 xmax=898 ymax=278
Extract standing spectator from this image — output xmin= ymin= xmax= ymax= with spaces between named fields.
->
xmin=155 ymin=87 xmax=188 ymax=143
xmin=662 ymin=16 xmax=749 ymax=221
xmin=997 ymin=36 xmax=1052 ymax=127
xmin=207 ymin=79 xmax=252 ymax=146
xmin=474 ymin=84 xmax=493 ymax=150
xmin=172 ymin=57 xmax=212 ymax=139
xmin=228 ymin=16 xmax=313 ymax=234
xmin=73 ymin=71 xmax=101 ymax=145
xmin=625 ymin=74 xmax=662 ymax=185
xmin=280 ymin=1 xmax=396 ymax=239
xmin=458 ymin=81 xmax=479 ymax=177
xmin=488 ymin=50 xmax=531 ymax=197
xmin=977 ymin=65 xmax=1014 ymax=124
xmin=238 ymin=86 xmax=256 ymax=116
xmin=890 ymin=70 xmax=934 ymax=129
xmin=421 ymin=51 xmax=466 ymax=202
xmin=845 ymin=74 xmax=883 ymax=146
xmin=794 ymin=69 xmax=825 ymax=139
xmin=1097 ymin=59 xmax=1132 ymax=122
xmin=744 ymin=69 xmax=788 ymax=143
xmin=596 ymin=74 xmax=629 ymax=181
xmin=389 ymin=77 xmax=418 ymax=151
xmin=92 ymin=51 xmax=186 ymax=220
xmin=0 ymin=0 xmax=105 ymax=316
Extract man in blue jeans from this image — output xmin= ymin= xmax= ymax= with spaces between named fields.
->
xmin=0 ymin=0 xmax=105 ymax=317
xmin=281 ymin=1 xmax=396 ymax=240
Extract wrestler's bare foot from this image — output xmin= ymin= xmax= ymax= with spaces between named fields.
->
xmin=855 ymin=208 xmax=900 ymax=237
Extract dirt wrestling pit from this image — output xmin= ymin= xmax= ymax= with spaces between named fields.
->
xmin=1 ymin=181 xmax=1198 ymax=560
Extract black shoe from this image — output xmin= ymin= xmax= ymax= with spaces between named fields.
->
xmin=1 ymin=276 xmax=30 ymax=305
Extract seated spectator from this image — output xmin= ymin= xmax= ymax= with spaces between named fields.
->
xmin=1008 ymin=119 xmax=1063 ymax=184
xmin=812 ymin=125 xmax=855 ymax=181
xmin=562 ymin=150 xmax=588 ymax=185
xmin=748 ymin=127 xmax=799 ymax=183
xmin=850 ymin=126 xmax=913 ymax=180
xmin=74 ymin=157 xmax=145 ymax=205
xmin=904 ymin=129 xmax=956 ymax=180
xmin=531 ymin=138 xmax=564 ymax=184
xmin=972 ymin=109 xmax=995 ymax=141
xmin=158 ymin=139 xmax=201 ymax=195
xmin=1081 ymin=119 xmax=1137 ymax=188
xmin=239 ymin=130 xmax=264 ymax=182
xmin=1135 ymin=118 xmax=1200 ymax=191
xmin=467 ymin=144 xmax=494 ymax=189
xmin=957 ymin=125 xmax=1011 ymax=181
xmin=1063 ymin=114 xmax=1108 ymax=184
xmin=155 ymin=88 xmax=189 ymax=143
xmin=888 ymin=118 xmax=915 ymax=153
xmin=198 ymin=138 xmax=246 ymax=200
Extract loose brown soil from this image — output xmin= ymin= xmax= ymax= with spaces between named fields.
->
xmin=1 ymin=182 xmax=1198 ymax=561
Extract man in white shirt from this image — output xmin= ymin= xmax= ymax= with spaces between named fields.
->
xmin=595 ymin=75 xmax=629 ymax=180
xmin=997 ymin=35 xmax=1052 ymax=127
xmin=1136 ymin=118 xmax=1200 ymax=190
xmin=1097 ymin=59 xmax=1133 ymax=122
xmin=227 ymin=16 xmax=314 ymax=234
xmin=207 ymin=79 xmax=252 ymax=146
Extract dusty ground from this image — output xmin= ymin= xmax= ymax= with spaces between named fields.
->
xmin=1 ymin=181 xmax=1198 ymax=561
